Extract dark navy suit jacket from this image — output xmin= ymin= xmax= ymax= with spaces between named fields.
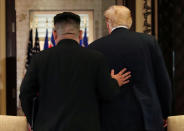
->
xmin=20 ymin=39 xmax=120 ymax=131
xmin=89 ymin=27 xmax=172 ymax=131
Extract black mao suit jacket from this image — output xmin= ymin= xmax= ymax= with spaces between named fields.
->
xmin=19 ymin=39 xmax=120 ymax=131
xmin=89 ymin=27 xmax=172 ymax=131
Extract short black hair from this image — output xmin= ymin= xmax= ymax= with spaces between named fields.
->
xmin=54 ymin=12 xmax=80 ymax=26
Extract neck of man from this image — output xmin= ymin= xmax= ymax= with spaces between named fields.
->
xmin=56 ymin=34 xmax=79 ymax=44
xmin=111 ymin=25 xmax=128 ymax=32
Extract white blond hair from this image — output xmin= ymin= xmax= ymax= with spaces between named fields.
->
xmin=104 ymin=5 xmax=132 ymax=29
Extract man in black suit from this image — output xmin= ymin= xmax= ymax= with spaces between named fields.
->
xmin=89 ymin=5 xmax=172 ymax=131
xmin=19 ymin=12 xmax=131 ymax=131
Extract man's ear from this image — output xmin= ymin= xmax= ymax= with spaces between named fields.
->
xmin=106 ymin=21 xmax=112 ymax=34
xmin=79 ymin=30 xmax=83 ymax=41
xmin=53 ymin=30 xmax=57 ymax=41
xmin=53 ymin=30 xmax=59 ymax=44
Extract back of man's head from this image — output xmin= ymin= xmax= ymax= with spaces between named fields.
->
xmin=54 ymin=12 xmax=81 ymax=38
xmin=104 ymin=5 xmax=132 ymax=29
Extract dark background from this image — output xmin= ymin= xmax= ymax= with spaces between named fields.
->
xmin=6 ymin=0 xmax=17 ymax=115
xmin=158 ymin=0 xmax=184 ymax=114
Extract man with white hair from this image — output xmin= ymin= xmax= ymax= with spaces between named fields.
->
xmin=89 ymin=5 xmax=172 ymax=131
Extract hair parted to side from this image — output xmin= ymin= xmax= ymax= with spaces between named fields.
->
xmin=104 ymin=5 xmax=132 ymax=29
xmin=54 ymin=12 xmax=81 ymax=36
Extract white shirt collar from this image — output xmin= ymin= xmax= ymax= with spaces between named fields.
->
xmin=111 ymin=26 xmax=128 ymax=32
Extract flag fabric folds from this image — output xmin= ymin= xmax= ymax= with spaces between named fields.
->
xmin=79 ymin=39 xmax=83 ymax=46
xmin=32 ymin=28 xmax=40 ymax=54
xmin=25 ymin=29 xmax=33 ymax=69
xmin=44 ymin=29 xmax=49 ymax=50
xmin=51 ymin=32 xmax=56 ymax=47
xmin=80 ymin=27 xmax=88 ymax=47
xmin=83 ymin=27 xmax=88 ymax=47
xmin=49 ymin=43 xmax=53 ymax=48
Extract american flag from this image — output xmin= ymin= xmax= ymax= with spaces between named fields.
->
xmin=43 ymin=28 xmax=49 ymax=50
xmin=25 ymin=29 xmax=33 ymax=69
xmin=32 ymin=28 xmax=40 ymax=54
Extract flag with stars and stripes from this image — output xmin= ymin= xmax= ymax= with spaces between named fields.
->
xmin=32 ymin=28 xmax=40 ymax=54
xmin=25 ymin=29 xmax=33 ymax=70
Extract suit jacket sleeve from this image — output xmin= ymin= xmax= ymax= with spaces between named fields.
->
xmin=19 ymin=55 xmax=39 ymax=124
xmin=96 ymin=54 xmax=120 ymax=101
xmin=151 ymin=37 xmax=173 ymax=119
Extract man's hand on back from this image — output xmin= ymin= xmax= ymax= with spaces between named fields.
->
xmin=111 ymin=68 xmax=131 ymax=87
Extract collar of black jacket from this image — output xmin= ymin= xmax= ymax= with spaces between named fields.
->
xmin=111 ymin=27 xmax=129 ymax=35
xmin=57 ymin=39 xmax=80 ymax=48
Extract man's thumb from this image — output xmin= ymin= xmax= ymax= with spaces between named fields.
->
xmin=111 ymin=69 xmax=115 ymax=76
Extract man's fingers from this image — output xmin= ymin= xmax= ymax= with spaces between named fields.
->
xmin=163 ymin=123 xmax=167 ymax=128
xmin=118 ymin=68 xmax=127 ymax=75
xmin=122 ymin=72 xmax=131 ymax=77
xmin=120 ymin=72 xmax=131 ymax=81
xmin=111 ymin=69 xmax=115 ymax=76
xmin=122 ymin=80 xmax=130 ymax=85
xmin=163 ymin=120 xmax=167 ymax=128
xmin=123 ymin=74 xmax=131 ymax=80
xmin=119 ymin=80 xmax=130 ymax=86
xmin=113 ymin=68 xmax=132 ymax=86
